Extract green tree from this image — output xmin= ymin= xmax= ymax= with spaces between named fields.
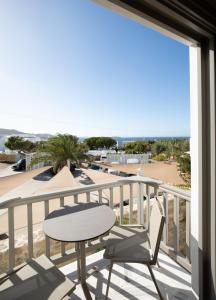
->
xmin=124 ymin=141 xmax=152 ymax=154
xmin=152 ymin=142 xmax=167 ymax=155
xmin=31 ymin=134 xmax=88 ymax=173
xmin=84 ymin=137 xmax=116 ymax=150
xmin=5 ymin=136 xmax=23 ymax=151
xmin=5 ymin=136 xmax=36 ymax=153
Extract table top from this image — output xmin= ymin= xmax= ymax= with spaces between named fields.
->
xmin=43 ymin=202 xmax=116 ymax=242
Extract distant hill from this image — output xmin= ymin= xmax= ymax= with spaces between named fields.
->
xmin=0 ymin=128 xmax=52 ymax=139
xmin=0 ymin=128 xmax=25 ymax=136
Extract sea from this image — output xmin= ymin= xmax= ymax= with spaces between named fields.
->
xmin=113 ymin=136 xmax=189 ymax=146
xmin=80 ymin=136 xmax=189 ymax=146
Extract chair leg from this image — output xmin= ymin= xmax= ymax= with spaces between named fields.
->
xmin=147 ymin=264 xmax=163 ymax=300
xmin=156 ymin=259 xmax=160 ymax=268
xmin=105 ymin=262 xmax=113 ymax=300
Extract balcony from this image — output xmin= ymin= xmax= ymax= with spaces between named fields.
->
xmin=0 ymin=173 xmax=193 ymax=299
xmin=60 ymin=246 xmax=193 ymax=299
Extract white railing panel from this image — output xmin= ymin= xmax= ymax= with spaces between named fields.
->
xmin=0 ymin=175 xmax=192 ymax=273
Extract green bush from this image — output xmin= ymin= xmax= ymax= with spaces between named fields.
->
xmin=153 ymin=153 xmax=166 ymax=161
xmin=177 ymin=154 xmax=191 ymax=174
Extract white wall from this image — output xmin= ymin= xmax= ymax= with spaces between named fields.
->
xmin=189 ymin=45 xmax=202 ymax=297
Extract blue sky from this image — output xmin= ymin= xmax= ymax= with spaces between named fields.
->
xmin=0 ymin=0 xmax=190 ymax=137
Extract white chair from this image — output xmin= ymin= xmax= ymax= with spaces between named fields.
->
xmin=104 ymin=200 xmax=165 ymax=299
xmin=0 ymin=255 xmax=75 ymax=300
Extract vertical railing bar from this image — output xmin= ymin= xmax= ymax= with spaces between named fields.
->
xmin=165 ymin=193 xmax=169 ymax=244
xmin=98 ymin=189 xmax=103 ymax=242
xmin=140 ymin=183 xmax=144 ymax=225
xmin=138 ymin=183 xmax=144 ymax=225
xmin=27 ymin=203 xmax=33 ymax=259
xmin=8 ymin=207 xmax=15 ymax=270
xmin=109 ymin=187 xmax=113 ymax=209
xmin=59 ymin=197 xmax=65 ymax=256
xmin=74 ymin=194 xmax=78 ymax=203
xmin=146 ymin=184 xmax=150 ymax=229
xmin=186 ymin=200 xmax=191 ymax=262
xmin=137 ymin=183 xmax=141 ymax=224
xmin=129 ymin=183 xmax=133 ymax=224
xmin=98 ymin=190 xmax=102 ymax=204
xmin=120 ymin=185 xmax=124 ymax=224
xmin=86 ymin=192 xmax=90 ymax=203
xmin=163 ymin=192 xmax=168 ymax=245
xmin=86 ymin=192 xmax=91 ymax=246
xmin=173 ymin=195 xmax=180 ymax=254
xmin=154 ymin=185 xmax=158 ymax=197
xmin=44 ymin=200 xmax=50 ymax=257
xmin=60 ymin=196 xmax=64 ymax=207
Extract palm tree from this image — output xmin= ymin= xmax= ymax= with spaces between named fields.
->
xmin=31 ymin=134 xmax=88 ymax=173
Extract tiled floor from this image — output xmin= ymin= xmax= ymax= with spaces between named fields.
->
xmin=60 ymin=249 xmax=197 ymax=300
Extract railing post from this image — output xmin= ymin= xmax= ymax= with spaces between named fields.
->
xmin=8 ymin=207 xmax=15 ymax=270
xmin=146 ymin=184 xmax=150 ymax=229
xmin=173 ymin=196 xmax=180 ymax=254
xmin=60 ymin=197 xmax=65 ymax=256
xmin=109 ymin=187 xmax=113 ymax=209
xmin=44 ymin=200 xmax=50 ymax=257
xmin=163 ymin=192 xmax=169 ymax=245
xmin=129 ymin=183 xmax=133 ymax=224
xmin=86 ymin=192 xmax=90 ymax=203
xmin=154 ymin=185 xmax=158 ymax=197
xmin=27 ymin=203 xmax=33 ymax=259
xmin=119 ymin=185 xmax=124 ymax=224
xmin=98 ymin=190 xmax=102 ymax=204
xmin=60 ymin=196 xmax=64 ymax=207
xmin=138 ymin=183 xmax=144 ymax=225
xmin=74 ymin=194 xmax=78 ymax=203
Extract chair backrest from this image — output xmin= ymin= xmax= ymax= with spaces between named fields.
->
xmin=149 ymin=200 xmax=165 ymax=263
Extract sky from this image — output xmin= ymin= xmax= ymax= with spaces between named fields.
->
xmin=0 ymin=0 xmax=190 ymax=137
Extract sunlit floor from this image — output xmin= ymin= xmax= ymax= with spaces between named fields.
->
xmin=60 ymin=249 xmax=196 ymax=300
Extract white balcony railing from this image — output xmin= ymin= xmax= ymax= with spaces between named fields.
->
xmin=0 ymin=175 xmax=191 ymax=273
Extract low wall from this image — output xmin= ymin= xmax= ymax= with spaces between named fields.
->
xmin=106 ymin=153 xmax=149 ymax=164
xmin=0 ymin=153 xmax=17 ymax=163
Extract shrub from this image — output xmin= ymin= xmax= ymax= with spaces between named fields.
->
xmin=153 ymin=153 xmax=166 ymax=161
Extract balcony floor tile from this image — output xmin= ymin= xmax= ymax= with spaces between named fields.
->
xmin=60 ymin=250 xmax=196 ymax=300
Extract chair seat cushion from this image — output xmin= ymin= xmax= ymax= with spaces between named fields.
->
xmin=104 ymin=231 xmax=152 ymax=263
xmin=0 ymin=255 xmax=75 ymax=300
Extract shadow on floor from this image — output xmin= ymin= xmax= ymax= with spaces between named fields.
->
xmin=67 ymin=254 xmax=195 ymax=300
xmin=33 ymin=168 xmax=54 ymax=181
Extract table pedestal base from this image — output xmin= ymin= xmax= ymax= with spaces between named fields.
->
xmin=75 ymin=242 xmax=99 ymax=300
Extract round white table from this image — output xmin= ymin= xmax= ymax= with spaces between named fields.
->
xmin=43 ymin=202 xmax=116 ymax=300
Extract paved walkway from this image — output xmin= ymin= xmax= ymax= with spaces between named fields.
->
xmin=0 ymin=163 xmax=22 ymax=178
